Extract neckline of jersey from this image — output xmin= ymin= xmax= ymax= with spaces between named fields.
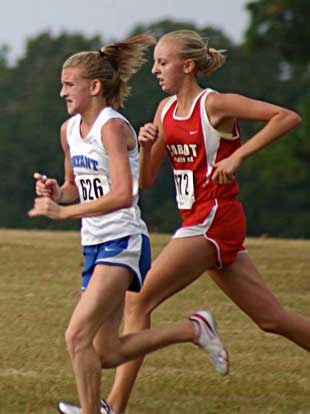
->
xmin=172 ymin=89 xmax=206 ymax=121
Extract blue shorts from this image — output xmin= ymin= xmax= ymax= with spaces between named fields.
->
xmin=81 ymin=234 xmax=151 ymax=292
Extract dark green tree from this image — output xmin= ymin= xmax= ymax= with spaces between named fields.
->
xmin=239 ymin=0 xmax=310 ymax=237
xmin=245 ymin=0 xmax=310 ymax=65
xmin=0 ymin=16 xmax=308 ymax=237
xmin=0 ymin=32 xmax=101 ymax=229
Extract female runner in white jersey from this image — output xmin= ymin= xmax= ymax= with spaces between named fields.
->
xmin=91 ymin=30 xmax=309 ymax=414
xmin=28 ymin=34 xmax=229 ymax=414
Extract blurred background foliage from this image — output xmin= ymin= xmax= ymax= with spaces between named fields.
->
xmin=0 ymin=0 xmax=309 ymax=237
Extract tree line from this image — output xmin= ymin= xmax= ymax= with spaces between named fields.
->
xmin=0 ymin=0 xmax=309 ymax=237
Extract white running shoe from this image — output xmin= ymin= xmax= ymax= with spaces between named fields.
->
xmin=58 ymin=399 xmax=112 ymax=414
xmin=189 ymin=310 xmax=229 ymax=375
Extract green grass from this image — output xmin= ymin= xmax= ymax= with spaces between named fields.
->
xmin=0 ymin=229 xmax=309 ymax=414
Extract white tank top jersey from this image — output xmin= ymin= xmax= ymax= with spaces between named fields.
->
xmin=66 ymin=107 xmax=148 ymax=246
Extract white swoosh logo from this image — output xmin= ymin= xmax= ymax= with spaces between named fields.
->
xmin=189 ymin=130 xmax=198 ymax=135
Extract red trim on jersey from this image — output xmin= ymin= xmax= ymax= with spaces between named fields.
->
xmin=163 ymin=91 xmax=241 ymax=227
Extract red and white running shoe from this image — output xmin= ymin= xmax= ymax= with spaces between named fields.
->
xmin=189 ymin=310 xmax=229 ymax=375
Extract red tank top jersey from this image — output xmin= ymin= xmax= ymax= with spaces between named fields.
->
xmin=162 ymin=89 xmax=241 ymax=227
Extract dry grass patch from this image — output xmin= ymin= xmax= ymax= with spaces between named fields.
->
xmin=0 ymin=230 xmax=309 ymax=413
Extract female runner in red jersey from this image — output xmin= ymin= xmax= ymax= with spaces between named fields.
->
xmin=103 ymin=30 xmax=310 ymax=414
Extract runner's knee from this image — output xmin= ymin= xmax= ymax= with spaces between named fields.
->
xmin=65 ymin=324 xmax=93 ymax=358
xmin=125 ymin=292 xmax=155 ymax=321
xmin=99 ymin=347 xmax=122 ymax=368
xmin=253 ymin=306 xmax=286 ymax=334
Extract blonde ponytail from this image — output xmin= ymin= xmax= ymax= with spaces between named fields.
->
xmin=161 ymin=30 xmax=226 ymax=77
xmin=63 ymin=33 xmax=155 ymax=109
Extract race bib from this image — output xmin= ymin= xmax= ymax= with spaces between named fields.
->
xmin=173 ymin=169 xmax=195 ymax=210
xmin=76 ymin=175 xmax=110 ymax=202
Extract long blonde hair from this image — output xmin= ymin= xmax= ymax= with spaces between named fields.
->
xmin=63 ymin=34 xmax=155 ymax=109
xmin=161 ymin=30 xmax=226 ymax=76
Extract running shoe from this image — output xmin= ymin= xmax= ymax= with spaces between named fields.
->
xmin=58 ymin=398 xmax=112 ymax=414
xmin=189 ymin=310 xmax=229 ymax=375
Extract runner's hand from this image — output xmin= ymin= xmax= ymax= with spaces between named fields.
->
xmin=28 ymin=197 xmax=65 ymax=220
xmin=33 ymin=172 xmax=62 ymax=201
xmin=212 ymin=154 xmax=241 ymax=184
xmin=138 ymin=123 xmax=159 ymax=148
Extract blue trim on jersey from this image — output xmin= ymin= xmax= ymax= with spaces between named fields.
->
xmin=132 ymin=234 xmax=151 ymax=291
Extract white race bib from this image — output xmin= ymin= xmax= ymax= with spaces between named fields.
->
xmin=76 ymin=174 xmax=110 ymax=202
xmin=173 ymin=169 xmax=195 ymax=210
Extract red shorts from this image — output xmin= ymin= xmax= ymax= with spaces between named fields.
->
xmin=173 ymin=198 xmax=247 ymax=268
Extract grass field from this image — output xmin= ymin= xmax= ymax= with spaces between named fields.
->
xmin=0 ymin=229 xmax=309 ymax=414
